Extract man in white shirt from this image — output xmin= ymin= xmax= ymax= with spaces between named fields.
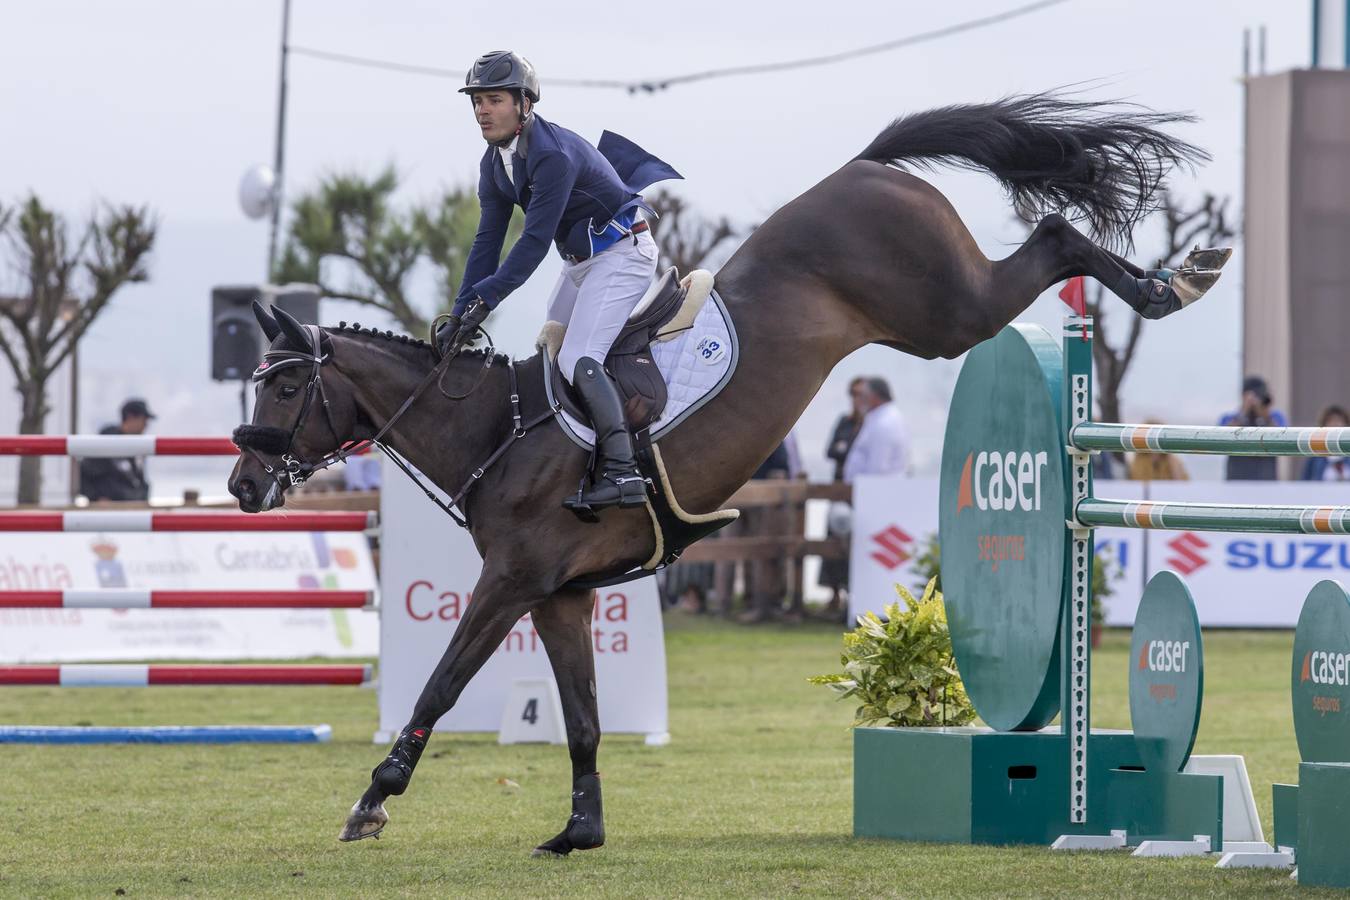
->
xmin=843 ymin=378 xmax=910 ymax=481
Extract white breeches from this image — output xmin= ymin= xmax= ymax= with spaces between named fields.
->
xmin=546 ymin=228 xmax=659 ymax=381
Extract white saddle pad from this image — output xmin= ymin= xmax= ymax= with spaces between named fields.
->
xmin=554 ymin=288 xmax=738 ymax=448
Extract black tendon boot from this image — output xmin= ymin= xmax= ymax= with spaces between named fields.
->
xmin=533 ymin=772 xmax=605 ymax=857
xmin=562 ymin=358 xmax=648 ymax=519
xmin=372 ymin=725 xmax=429 ymax=796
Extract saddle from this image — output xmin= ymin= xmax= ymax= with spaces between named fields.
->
xmin=543 ymin=267 xmax=713 ymax=431
xmin=539 ymin=267 xmax=739 ymax=591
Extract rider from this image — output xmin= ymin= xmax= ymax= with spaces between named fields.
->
xmin=437 ymin=50 xmax=682 ymax=516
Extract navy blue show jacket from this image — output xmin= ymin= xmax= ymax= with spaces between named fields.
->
xmin=452 ymin=114 xmax=680 ymax=315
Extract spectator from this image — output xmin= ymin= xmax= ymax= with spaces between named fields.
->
xmin=843 ymin=377 xmax=910 ymax=481
xmin=1302 ymin=405 xmax=1350 ymax=481
xmin=826 ymin=378 xmax=868 ymax=480
xmin=1219 ymin=376 xmax=1287 ymax=480
xmin=1127 ymin=419 xmax=1189 ymax=481
xmin=79 ymin=398 xmax=153 ymax=502
xmin=819 ymin=378 xmax=867 ymax=616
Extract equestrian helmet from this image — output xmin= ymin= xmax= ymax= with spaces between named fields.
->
xmin=460 ymin=50 xmax=540 ymax=103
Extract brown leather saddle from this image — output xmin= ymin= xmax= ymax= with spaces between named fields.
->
xmin=547 ymin=268 xmax=688 ymax=432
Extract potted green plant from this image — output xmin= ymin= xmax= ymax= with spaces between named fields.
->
xmin=809 ymin=578 xmax=974 ymax=728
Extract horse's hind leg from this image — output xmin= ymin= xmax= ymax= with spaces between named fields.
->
xmin=975 ymin=214 xmax=1222 ymax=342
xmin=529 ymin=587 xmax=605 ymax=857
xmin=339 ymin=571 xmax=539 ymax=842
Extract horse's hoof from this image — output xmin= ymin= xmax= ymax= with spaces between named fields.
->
xmin=530 ymin=845 xmax=570 ymax=858
xmin=1171 ymin=267 xmax=1222 ymax=307
xmin=339 ymin=802 xmax=389 ymax=842
xmin=1183 ymin=246 xmax=1232 ymax=271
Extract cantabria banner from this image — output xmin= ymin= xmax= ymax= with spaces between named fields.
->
xmin=0 ymin=530 xmax=378 ymax=661
xmin=376 ymin=459 xmax=669 ymax=742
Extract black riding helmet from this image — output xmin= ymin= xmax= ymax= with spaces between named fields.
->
xmin=460 ymin=50 xmax=540 ymax=103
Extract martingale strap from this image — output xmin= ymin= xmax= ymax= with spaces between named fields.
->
xmin=382 ymin=357 xmax=559 ymax=529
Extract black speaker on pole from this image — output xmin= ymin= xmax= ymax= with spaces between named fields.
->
xmin=210 ymin=283 xmax=321 ymax=381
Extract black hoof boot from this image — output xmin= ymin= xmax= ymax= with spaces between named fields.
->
xmin=371 ymin=726 xmax=430 ymax=796
xmin=532 ymin=772 xmax=605 ymax=857
xmin=340 ymin=726 xmax=429 ymax=842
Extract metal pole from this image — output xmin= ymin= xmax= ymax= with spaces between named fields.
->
xmin=266 ymin=0 xmax=292 ymax=280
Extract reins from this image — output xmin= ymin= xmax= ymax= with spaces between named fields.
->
xmin=233 ymin=323 xmax=559 ymax=529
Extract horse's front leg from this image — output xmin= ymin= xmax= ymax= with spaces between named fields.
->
xmin=339 ymin=569 xmax=540 ymax=842
xmin=529 ymin=587 xmax=604 ymax=857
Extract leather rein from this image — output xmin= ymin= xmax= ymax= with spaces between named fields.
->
xmin=232 ymin=324 xmax=557 ymax=528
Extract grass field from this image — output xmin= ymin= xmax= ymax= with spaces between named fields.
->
xmin=0 ymin=618 xmax=1337 ymax=898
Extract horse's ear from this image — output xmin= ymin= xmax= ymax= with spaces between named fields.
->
xmin=272 ymin=304 xmax=311 ymax=350
xmin=252 ymin=300 xmax=282 ymax=342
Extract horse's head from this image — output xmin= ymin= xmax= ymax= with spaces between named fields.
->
xmin=228 ymin=301 xmax=359 ymax=512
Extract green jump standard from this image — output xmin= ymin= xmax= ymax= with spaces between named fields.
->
xmin=855 ymin=726 xmax=1221 ymax=849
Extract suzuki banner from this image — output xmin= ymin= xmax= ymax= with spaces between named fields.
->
xmin=376 ymin=459 xmax=669 ymax=743
xmin=1135 ymin=482 xmax=1350 ymax=628
xmin=0 ymin=530 xmax=378 ymax=661
xmin=850 ymin=476 xmax=1350 ymax=628
xmin=848 ymin=474 xmax=1142 ymax=626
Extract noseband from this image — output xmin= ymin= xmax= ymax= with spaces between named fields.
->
xmin=233 ymin=323 xmax=346 ymax=490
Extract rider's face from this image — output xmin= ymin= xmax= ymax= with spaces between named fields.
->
xmin=472 ymin=91 xmax=523 ymax=143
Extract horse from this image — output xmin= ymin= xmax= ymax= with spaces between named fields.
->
xmin=227 ymin=92 xmax=1228 ymax=855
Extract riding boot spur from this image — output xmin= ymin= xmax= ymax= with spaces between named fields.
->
xmin=562 ymin=357 xmax=648 ymax=518
xmin=372 ymin=725 xmax=430 ymax=796
xmin=532 ymin=772 xmax=605 ymax=857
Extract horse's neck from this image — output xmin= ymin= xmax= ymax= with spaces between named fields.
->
xmin=342 ymin=350 xmax=510 ymax=497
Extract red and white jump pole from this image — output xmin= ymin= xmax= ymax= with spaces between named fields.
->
xmin=0 ymin=435 xmax=238 ymax=456
xmin=0 ymin=664 xmax=373 ymax=686
xmin=0 ymin=510 xmax=376 ymax=532
xmin=0 ymin=589 xmax=374 ymax=609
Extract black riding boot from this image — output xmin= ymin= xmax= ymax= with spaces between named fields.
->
xmin=562 ymin=357 xmax=647 ymax=519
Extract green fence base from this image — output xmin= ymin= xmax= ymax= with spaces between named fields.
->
xmin=1271 ymin=781 xmax=1298 ymax=852
xmin=1290 ymin=762 xmax=1350 ymax=888
xmin=854 ymin=726 xmax=1222 ymax=847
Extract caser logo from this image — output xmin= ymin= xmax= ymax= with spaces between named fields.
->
xmin=1138 ymin=640 xmax=1191 ymax=672
xmin=954 ymin=450 xmax=1050 ymax=514
xmin=1301 ymin=650 xmax=1350 ymax=686
xmin=869 ymin=525 xmax=914 ymax=570
xmin=1165 ymin=532 xmax=1209 ymax=575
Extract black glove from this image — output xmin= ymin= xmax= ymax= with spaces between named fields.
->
xmin=434 ymin=314 xmax=461 ymax=357
xmin=449 ymin=300 xmax=490 ymax=352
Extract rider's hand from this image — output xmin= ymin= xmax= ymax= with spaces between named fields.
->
xmin=435 ymin=314 xmax=461 ymax=356
xmin=450 ymin=300 xmax=490 ymax=351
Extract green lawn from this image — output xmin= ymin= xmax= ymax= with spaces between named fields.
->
xmin=0 ymin=620 xmax=1334 ymax=898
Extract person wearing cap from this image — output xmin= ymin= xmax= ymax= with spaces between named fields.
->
xmin=78 ymin=398 xmax=154 ymax=501
xmin=1218 ymin=376 xmax=1287 ymax=480
xmin=435 ymin=50 xmax=682 ymax=516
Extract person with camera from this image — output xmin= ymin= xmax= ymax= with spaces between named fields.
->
xmin=1218 ymin=376 xmax=1287 ymax=480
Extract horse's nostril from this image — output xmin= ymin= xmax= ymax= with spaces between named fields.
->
xmin=239 ymin=479 xmax=257 ymax=503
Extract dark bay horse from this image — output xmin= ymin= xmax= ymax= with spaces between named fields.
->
xmin=227 ymin=94 xmax=1226 ymax=855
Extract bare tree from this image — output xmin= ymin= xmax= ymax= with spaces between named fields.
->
xmin=646 ymin=189 xmax=742 ymax=274
xmin=0 ymin=196 xmax=157 ymax=503
xmin=1086 ymin=191 xmax=1234 ymax=428
xmin=273 ymin=167 xmax=521 ymax=336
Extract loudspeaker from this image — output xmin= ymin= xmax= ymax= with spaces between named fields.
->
xmin=210 ymin=283 xmax=321 ymax=381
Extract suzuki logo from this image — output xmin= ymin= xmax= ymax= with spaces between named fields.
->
xmin=1166 ymin=532 xmax=1210 ymax=575
xmin=869 ymin=525 xmax=915 ymax=570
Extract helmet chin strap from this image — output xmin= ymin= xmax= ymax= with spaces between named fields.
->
xmin=488 ymin=97 xmax=531 ymax=148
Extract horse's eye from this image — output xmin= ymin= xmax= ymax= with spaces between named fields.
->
xmin=278 ymin=384 xmax=299 ymax=399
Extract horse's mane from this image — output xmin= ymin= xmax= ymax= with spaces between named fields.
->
xmin=328 ymin=321 xmax=510 ymax=369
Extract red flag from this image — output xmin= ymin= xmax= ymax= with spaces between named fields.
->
xmin=1059 ymin=276 xmax=1086 ymax=316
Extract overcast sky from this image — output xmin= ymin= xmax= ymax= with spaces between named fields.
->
xmin=0 ymin=0 xmax=1315 ymax=494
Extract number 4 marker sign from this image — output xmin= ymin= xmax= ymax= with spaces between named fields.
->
xmin=498 ymin=677 xmax=567 ymax=745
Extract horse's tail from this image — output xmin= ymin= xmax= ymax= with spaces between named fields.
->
xmin=853 ymin=91 xmax=1208 ymax=249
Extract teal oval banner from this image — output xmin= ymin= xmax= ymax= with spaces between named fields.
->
xmin=939 ymin=325 xmax=1066 ymax=732
xmin=1292 ymin=580 xmax=1350 ymax=763
xmin=1128 ymin=571 xmax=1204 ymax=774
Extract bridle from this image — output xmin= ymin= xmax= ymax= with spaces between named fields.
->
xmin=232 ymin=323 xmax=558 ymax=528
